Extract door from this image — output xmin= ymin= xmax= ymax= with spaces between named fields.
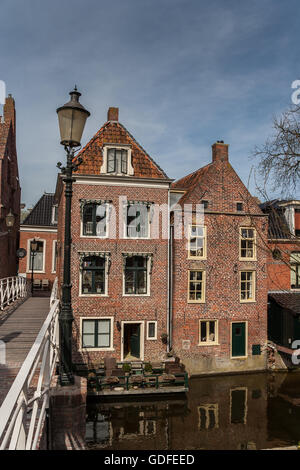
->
xmin=231 ymin=322 xmax=246 ymax=357
xmin=130 ymin=324 xmax=140 ymax=358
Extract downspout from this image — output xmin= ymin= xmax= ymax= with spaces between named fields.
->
xmin=168 ymin=223 xmax=174 ymax=352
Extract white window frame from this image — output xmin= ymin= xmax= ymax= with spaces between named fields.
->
xmin=80 ymin=316 xmax=114 ymax=352
xmin=80 ymin=202 xmax=109 ymax=239
xmin=187 ymin=270 xmax=206 ymax=303
xmin=239 ymin=271 xmax=256 ymax=303
xmin=123 ymin=255 xmax=151 ymax=297
xmin=26 ymin=238 xmax=46 ymax=273
xmin=51 ymin=240 xmax=57 ymax=273
xmin=239 ymin=227 xmax=256 ymax=261
xmin=188 ymin=225 xmax=207 ymax=260
xmin=197 ymin=404 xmax=219 ymax=430
xmin=79 ymin=254 xmax=109 ymax=297
xmin=146 ymin=321 xmax=157 ymax=340
xmin=100 ymin=143 xmax=134 ymax=176
xmin=123 ymin=203 xmax=151 ymax=240
xmin=198 ymin=319 xmax=218 ymax=346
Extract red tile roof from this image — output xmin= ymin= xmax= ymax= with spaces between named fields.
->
xmin=74 ymin=121 xmax=168 ymax=179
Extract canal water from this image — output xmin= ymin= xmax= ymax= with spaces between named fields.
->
xmin=85 ymin=371 xmax=300 ymax=450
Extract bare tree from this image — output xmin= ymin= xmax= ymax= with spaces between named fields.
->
xmin=254 ymin=105 xmax=300 ymax=196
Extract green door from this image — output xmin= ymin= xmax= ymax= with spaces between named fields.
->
xmin=130 ymin=324 xmax=140 ymax=358
xmin=232 ymin=322 xmax=246 ymax=357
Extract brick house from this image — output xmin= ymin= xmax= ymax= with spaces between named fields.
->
xmin=19 ymin=193 xmax=58 ymax=291
xmin=260 ymin=199 xmax=300 ymax=349
xmin=170 ymin=142 xmax=269 ymax=375
xmin=0 ymin=95 xmax=21 ymax=278
xmin=56 ymin=109 xmax=269 ymax=375
xmin=55 ymin=107 xmax=173 ymax=367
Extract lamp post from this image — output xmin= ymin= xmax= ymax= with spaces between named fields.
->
xmin=56 ymin=87 xmax=90 ymax=386
xmin=30 ymin=238 xmax=38 ymax=296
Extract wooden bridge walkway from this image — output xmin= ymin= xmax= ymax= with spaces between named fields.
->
xmin=0 ymin=297 xmax=50 ymax=407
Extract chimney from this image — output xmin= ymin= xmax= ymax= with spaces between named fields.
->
xmin=3 ymin=94 xmax=16 ymax=133
xmin=212 ymin=141 xmax=229 ymax=163
xmin=107 ymin=107 xmax=119 ymax=122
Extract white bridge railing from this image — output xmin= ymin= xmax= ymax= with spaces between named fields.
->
xmin=0 ymin=278 xmax=59 ymax=450
xmin=0 ymin=276 xmax=28 ymax=310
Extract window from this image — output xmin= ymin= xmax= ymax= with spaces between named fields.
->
xmin=82 ymin=203 xmax=107 ymax=237
xmin=240 ymin=228 xmax=256 ymax=260
xmin=124 ymin=256 xmax=148 ymax=295
xmin=52 ymin=205 xmax=58 ymax=224
xmin=52 ymin=240 xmax=58 ymax=273
xmin=199 ymin=320 xmax=218 ymax=345
xmin=82 ymin=319 xmax=112 ymax=349
xmin=126 ymin=203 xmax=149 ymax=238
xmin=237 ymin=203 xmax=243 ymax=211
xmin=29 ymin=240 xmax=44 ymax=272
xmin=291 ymin=252 xmax=300 ymax=289
xmin=188 ymin=270 xmax=205 ymax=302
xmin=188 ymin=226 xmax=206 ymax=259
xmin=81 ymin=256 xmax=106 ymax=295
xmin=240 ymin=271 xmax=255 ymax=301
xmin=107 ymin=148 xmax=128 ymax=174
xmin=230 ymin=388 xmax=247 ymax=425
xmin=147 ymin=321 xmax=157 ymax=340
xmin=198 ymin=404 xmax=219 ymax=430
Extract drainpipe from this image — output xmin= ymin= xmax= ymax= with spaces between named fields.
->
xmin=168 ymin=223 xmax=174 ymax=352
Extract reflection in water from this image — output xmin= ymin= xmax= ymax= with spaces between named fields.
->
xmin=86 ymin=372 xmax=300 ymax=450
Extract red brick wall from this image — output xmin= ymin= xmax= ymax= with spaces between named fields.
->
xmin=0 ymin=96 xmax=20 ymax=279
xmin=57 ymin=180 xmax=170 ymax=365
xmin=171 ymin=155 xmax=269 ymax=375
xmin=19 ymin=229 xmax=58 ymax=288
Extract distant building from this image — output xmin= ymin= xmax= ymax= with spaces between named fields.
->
xmin=19 ymin=193 xmax=58 ymax=291
xmin=260 ymin=199 xmax=300 ymax=350
xmin=0 ymin=95 xmax=21 ymax=278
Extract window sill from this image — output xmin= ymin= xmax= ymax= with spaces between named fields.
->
xmin=80 ymin=293 xmax=109 ymax=297
xmin=231 ymin=356 xmax=248 ymax=360
xmin=239 ymin=258 xmax=257 ymax=262
xmin=198 ymin=342 xmax=219 ymax=347
xmin=147 ymin=337 xmax=157 ymax=341
xmin=187 ymin=300 xmax=205 ymax=304
xmin=80 ymin=347 xmax=115 ymax=352
xmin=123 ymin=237 xmax=150 ymax=240
xmin=80 ymin=235 xmax=108 ymax=239
xmin=26 ymin=271 xmax=45 ymax=274
xmin=188 ymin=256 xmax=207 ymax=261
xmin=123 ymin=293 xmax=150 ymax=297
xmin=240 ymin=299 xmax=256 ymax=303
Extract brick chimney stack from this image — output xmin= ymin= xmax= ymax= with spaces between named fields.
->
xmin=212 ymin=141 xmax=229 ymax=163
xmin=3 ymin=94 xmax=16 ymax=133
xmin=107 ymin=107 xmax=119 ymax=122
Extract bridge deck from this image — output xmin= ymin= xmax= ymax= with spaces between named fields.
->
xmin=0 ymin=297 xmax=50 ymax=407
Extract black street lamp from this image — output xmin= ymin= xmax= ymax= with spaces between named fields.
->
xmin=5 ymin=210 xmax=15 ymax=255
xmin=30 ymin=238 xmax=38 ymax=296
xmin=56 ymin=87 xmax=90 ymax=386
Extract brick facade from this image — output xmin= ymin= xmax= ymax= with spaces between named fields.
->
xmin=0 ymin=95 xmax=21 ymax=278
xmin=170 ymin=142 xmax=269 ymax=374
xmin=56 ymin=112 xmax=269 ymax=375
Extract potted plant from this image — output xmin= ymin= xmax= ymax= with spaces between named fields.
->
xmin=161 ymin=332 xmax=168 ymax=345
xmin=144 ymin=363 xmax=153 ymax=374
xmin=122 ymin=363 xmax=131 ymax=375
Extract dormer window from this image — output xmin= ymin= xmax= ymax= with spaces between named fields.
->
xmin=101 ymin=144 xmax=134 ymax=176
xmin=107 ymin=148 xmax=128 ymax=174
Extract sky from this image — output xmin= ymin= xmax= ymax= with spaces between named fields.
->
xmin=1 ymin=0 xmax=300 ymax=207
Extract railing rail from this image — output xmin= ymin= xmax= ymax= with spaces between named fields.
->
xmin=0 ymin=278 xmax=59 ymax=450
xmin=0 ymin=276 xmax=29 ymax=310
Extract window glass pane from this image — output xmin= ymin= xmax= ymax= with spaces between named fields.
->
xmin=82 ymin=270 xmax=93 ymax=293
xmin=121 ymin=150 xmax=128 ymax=173
xmin=148 ymin=322 xmax=156 ymax=338
xmin=98 ymin=334 xmax=110 ymax=348
xmin=137 ymin=270 xmax=147 ymax=294
xmin=83 ymin=334 xmax=95 ymax=348
xmin=95 ymin=271 xmax=104 ymax=293
xmin=125 ymin=271 xmax=135 ymax=294
xmin=98 ymin=320 xmax=110 ymax=334
xmin=200 ymin=322 xmax=207 ymax=342
xmin=209 ymin=321 xmax=215 ymax=341
xmin=83 ymin=321 xmax=95 ymax=334
xmin=107 ymin=149 xmax=115 ymax=172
